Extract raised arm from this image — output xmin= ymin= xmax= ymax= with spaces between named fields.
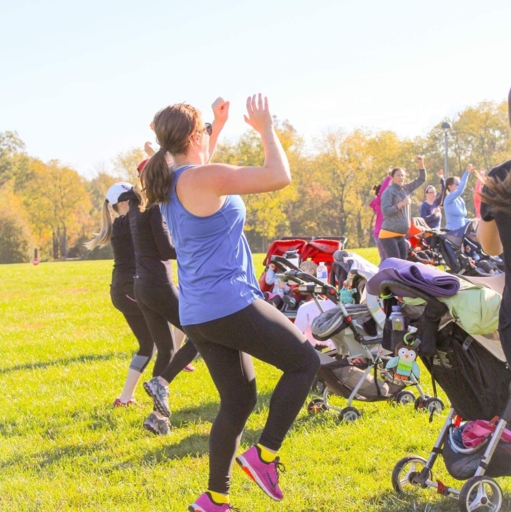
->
xmin=190 ymin=95 xmax=290 ymax=196
xmin=444 ymin=166 xmax=473 ymax=204
xmin=432 ymin=170 xmax=446 ymax=207
xmin=403 ymin=155 xmax=427 ymax=194
xmin=207 ymin=97 xmax=229 ymax=163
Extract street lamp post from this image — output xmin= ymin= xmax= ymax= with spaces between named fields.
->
xmin=441 ymin=122 xmax=451 ymax=179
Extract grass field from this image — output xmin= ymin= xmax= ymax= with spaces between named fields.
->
xmin=1 ymin=251 xmax=509 ymax=511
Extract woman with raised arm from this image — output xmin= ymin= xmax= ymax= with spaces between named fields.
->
xmin=441 ymin=164 xmax=475 ymax=230
xmin=141 ymin=95 xmax=320 ymax=512
xmin=419 ymin=170 xmax=446 ymax=229
xmin=379 ymin=157 xmax=427 ymax=260
xmin=478 ymin=87 xmax=511 ymax=365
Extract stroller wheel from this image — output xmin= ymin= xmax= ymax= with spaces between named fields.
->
xmin=307 ymin=398 xmax=326 ymax=415
xmin=394 ymin=390 xmax=416 ymax=406
xmin=459 ymin=476 xmax=503 ymax=512
xmin=392 ymin=456 xmax=429 ymax=494
xmin=338 ymin=407 xmax=361 ymax=422
xmin=423 ymin=397 xmax=444 ymax=414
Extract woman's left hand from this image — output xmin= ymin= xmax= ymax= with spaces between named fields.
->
xmin=212 ymin=97 xmax=230 ymax=125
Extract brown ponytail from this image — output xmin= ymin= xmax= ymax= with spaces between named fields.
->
xmin=139 ymin=151 xmax=171 ymax=208
xmin=141 ymin=103 xmax=203 ymax=208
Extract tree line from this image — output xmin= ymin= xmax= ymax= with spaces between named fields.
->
xmin=0 ymin=100 xmax=509 ymax=263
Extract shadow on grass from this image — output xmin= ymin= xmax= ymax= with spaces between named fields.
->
xmin=368 ymin=486 xmax=511 ymax=512
xmin=0 ymin=352 xmax=128 ymax=375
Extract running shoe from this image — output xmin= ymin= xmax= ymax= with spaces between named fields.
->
xmin=183 ymin=364 xmax=196 ymax=372
xmin=112 ymin=397 xmax=141 ymax=408
xmin=143 ymin=377 xmax=171 ymax=417
xmin=235 ymin=446 xmax=285 ymax=501
xmin=188 ymin=492 xmax=238 ymax=511
xmin=143 ymin=412 xmax=170 ymax=435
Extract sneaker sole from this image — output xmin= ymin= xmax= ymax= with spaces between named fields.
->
xmin=143 ymin=422 xmax=160 ymax=436
xmin=235 ymin=455 xmax=282 ymax=501
xmin=143 ymin=382 xmax=171 ymax=418
xmin=187 ymin=506 xmax=204 ymax=512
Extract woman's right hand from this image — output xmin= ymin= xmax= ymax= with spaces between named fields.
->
xmin=244 ymin=94 xmax=273 ymax=134
xmin=398 ymin=196 xmax=411 ymax=209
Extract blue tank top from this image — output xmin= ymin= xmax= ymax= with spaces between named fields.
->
xmin=160 ymin=165 xmax=263 ymax=325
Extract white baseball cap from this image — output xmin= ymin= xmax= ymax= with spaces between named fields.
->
xmin=106 ymin=182 xmax=132 ymax=205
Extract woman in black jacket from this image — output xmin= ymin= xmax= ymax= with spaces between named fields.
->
xmin=86 ymin=183 xmax=155 ymax=409
xmin=120 ymin=165 xmax=198 ymax=435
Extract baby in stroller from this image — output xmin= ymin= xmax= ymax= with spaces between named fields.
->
xmin=264 ymin=255 xmax=318 ymax=310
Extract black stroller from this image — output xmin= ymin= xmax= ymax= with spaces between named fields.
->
xmin=427 ymin=220 xmax=504 ymax=277
xmin=381 ymin=277 xmax=511 ymax=511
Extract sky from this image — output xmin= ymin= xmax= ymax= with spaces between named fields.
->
xmin=1 ymin=0 xmax=511 ymax=177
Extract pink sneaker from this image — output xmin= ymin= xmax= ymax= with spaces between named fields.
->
xmin=235 ymin=446 xmax=285 ymax=501
xmin=112 ymin=398 xmax=140 ymax=408
xmin=183 ymin=364 xmax=196 ymax=372
xmin=188 ymin=492 xmax=238 ymax=511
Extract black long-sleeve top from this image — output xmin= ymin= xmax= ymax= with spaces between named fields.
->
xmin=110 ymin=214 xmax=136 ymax=288
xmin=119 ymin=189 xmax=176 ymax=286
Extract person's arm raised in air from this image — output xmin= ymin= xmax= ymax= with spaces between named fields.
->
xmin=403 ymin=155 xmax=427 ymax=194
xmin=177 ymin=94 xmax=290 ymax=217
xmin=433 ymin=170 xmax=445 ymax=207
xmin=207 ymin=97 xmax=229 ymax=163
xmin=444 ymin=165 xmax=474 ymax=204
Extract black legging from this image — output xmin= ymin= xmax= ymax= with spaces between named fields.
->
xmin=110 ymin=283 xmax=154 ymax=374
xmin=379 ymin=236 xmax=408 ymax=261
xmin=134 ymin=281 xmax=198 ymax=380
xmin=183 ymin=299 xmax=320 ymax=494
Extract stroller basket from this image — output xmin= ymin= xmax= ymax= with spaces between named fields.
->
xmin=443 ymin=424 xmax=511 ymax=479
xmin=316 ymin=352 xmax=403 ymax=401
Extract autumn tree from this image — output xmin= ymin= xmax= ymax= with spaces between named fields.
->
xmin=111 ymin=147 xmax=145 ymax=183
xmin=20 ymin=160 xmax=92 ymax=259
xmin=0 ymin=131 xmax=29 ymax=189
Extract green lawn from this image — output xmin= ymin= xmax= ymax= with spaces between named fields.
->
xmin=0 ymin=252 xmax=509 ymax=511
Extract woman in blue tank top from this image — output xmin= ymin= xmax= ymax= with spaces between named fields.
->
xmin=141 ymin=95 xmax=320 ymax=511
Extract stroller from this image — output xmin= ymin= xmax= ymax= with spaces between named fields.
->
xmin=259 ymin=236 xmax=346 ymax=320
xmin=381 ymin=276 xmax=511 ymax=511
xmin=406 ymin=217 xmax=442 ymax=266
xmin=273 ymin=252 xmax=435 ymax=422
xmin=427 ymin=219 xmax=504 ymax=277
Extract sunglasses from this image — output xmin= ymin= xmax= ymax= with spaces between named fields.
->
xmin=203 ymin=123 xmax=212 ymax=136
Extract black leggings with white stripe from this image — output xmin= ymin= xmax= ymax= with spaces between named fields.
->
xmin=110 ymin=283 xmax=154 ymax=374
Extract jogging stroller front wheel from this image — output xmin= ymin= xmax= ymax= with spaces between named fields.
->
xmin=392 ymin=456 xmax=430 ymax=494
xmin=459 ymin=476 xmax=503 ymax=512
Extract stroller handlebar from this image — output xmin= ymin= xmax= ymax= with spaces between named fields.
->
xmin=270 ymin=255 xmax=301 ymax=271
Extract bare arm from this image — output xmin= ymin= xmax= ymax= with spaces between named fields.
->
xmin=477 ymin=219 xmax=503 ymax=256
xmin=207 ymin=98 xmax=229 ymax=163
xmin=178 ymin=95 xmax=290 ymax=216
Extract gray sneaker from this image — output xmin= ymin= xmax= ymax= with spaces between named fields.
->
xmin=143 ymin=412 xmax=171 ymax=435
xmin=143 ymin=377 xmax=171 ymax=417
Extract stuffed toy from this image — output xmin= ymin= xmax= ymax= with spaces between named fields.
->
xmin=386 ymin=341 xmax=420 ymax=381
